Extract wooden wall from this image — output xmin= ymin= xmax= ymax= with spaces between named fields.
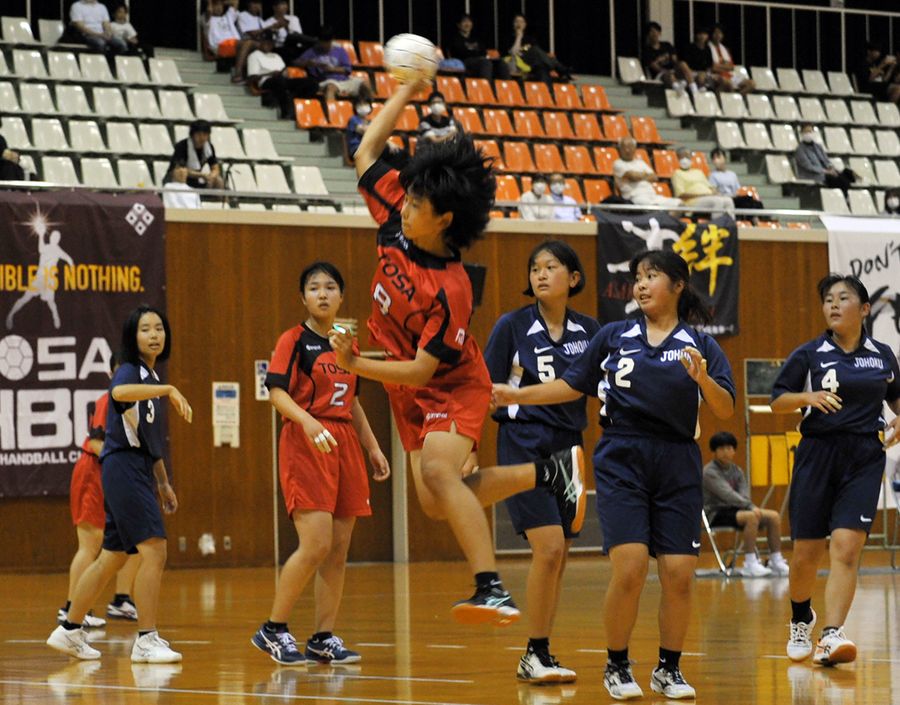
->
xmin=0 ymin=221 xmax=833 ymax=570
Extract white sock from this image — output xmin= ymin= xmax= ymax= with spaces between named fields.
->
xmin=770 ymin=551 xmax=785 ymax=563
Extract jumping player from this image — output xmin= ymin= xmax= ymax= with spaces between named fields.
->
xmin=493 ymin=249 xmax=735 ymax=699
xmin=483 ymin=241 xmax=599 ymax=683
xmin=59 ymin=353 xmax=140 ymax=629
xmin=47 ymin=305 xmax=192 ymax=663
xmin=328 ymin=77 xmax=586 ymax=626
xmin=772 ymin=274 xmax=900 ymax=666
xmin=252 ymin=261 xmax=390 ymax=666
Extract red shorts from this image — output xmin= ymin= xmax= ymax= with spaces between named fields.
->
xmin=279 ymin=419 xmax=371 ymax=518
xmin=216 ymin=38 xmax=238 ymax=58
xmin=70 ymin=452 xmax=105 ymax=529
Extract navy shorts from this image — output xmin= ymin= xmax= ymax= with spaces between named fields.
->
xmin=101 ymin=451 xmax=166 ymax=554
xmin=709 ymin=507 xmax=742 ymax=528
xmin=789 ymin=433 xmax=885 ymax=540
xmin=594 ymin=433 xmax=703 ymax=556
xmin=497 ymin=422 xmax=583 ymax=538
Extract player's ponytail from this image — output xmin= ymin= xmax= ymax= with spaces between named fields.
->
xmin=629 ymin=249 xmax=712 ymax=326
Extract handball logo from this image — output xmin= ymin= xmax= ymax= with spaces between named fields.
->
xmin=126 ymin=203 xmax=155 ymax=236
xmin=0 ymin=335 xmax=34 ymax=381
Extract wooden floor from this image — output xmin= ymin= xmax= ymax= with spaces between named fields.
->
xmin=2 ymin=556 xmax=899 ymax=705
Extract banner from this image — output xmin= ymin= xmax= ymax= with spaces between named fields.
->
xmin=0 ymin=191 xmax=166 ymax=497
xmin=594 ymin=212 xmax=739 ymax=335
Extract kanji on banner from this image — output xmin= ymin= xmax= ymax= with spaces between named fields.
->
xmin=594 ymin=211 xmax=739 ymax=335
xmin=0 ymin=191 xmax=166 ymax=497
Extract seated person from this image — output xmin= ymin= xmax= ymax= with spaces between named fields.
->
xmin=109 ymin=3 xmax=148 ymax=56
xmin=70 ymin=0 xmax=127 ymax=54
xmin=547 ymin=173 xmax=582 ymax=221
xmin=165 ymin=120 xmax=224 ymax=190
xmin=268 ymin=0 xmax=310 ymax=64
xmin=795 ymin=123 xmax=856 ymax=194
xmin=345 ymin=98 xmax=406 ymax=169
xmin=708 ymin=24 xmax=755 ymax=95
xmin=703 ymin=432 xmax=789 ymax=577
xmin=680 ymin=27 xmax=721 ymax=93
xmin=0 ymin=133 xmax=25 ymax=181
xmin=446 ymin=14 xmax=510 ymax=81
xmin=505 ymin=14 xmax=571 ymax=86
xmin=854 ymin=43 xmax=900 ymax=103
xmin=247 ymin=33 xmax=318 ymax=117
xmin=884 ymin=188 xmax=900 ymax=215
xmin=162 ymin=163 xmax=201 ymax=209
xmin=237 ymin=0 xmax=268 ymax=39
xmin=207 ymin=0 xmax=256 ymax=83
xmin=671 ymin=147 xmax=734 ymax=217
xmin=297 ymin=27 xmax=370 ymax=102
xmin=518 ymin=174 xmax=554 ymax=220
xmin=642 ymin=21 xmax=696 ymax=94
xmin=613 ymin=136 xmax=682 ymax=208
xmin=709 ymin=148 xmax=764 ymax=214
xmin=417 ymin=92 xmax=461 ymax=146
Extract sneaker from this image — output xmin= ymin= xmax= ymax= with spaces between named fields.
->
xmin=47 ymin=625 xmax=101 ymax=660
xmin=451 ymin=583 xmax=521 ymax=626
xmin=740 ymin=561 xmax=773 ymax=578
xmin=305 ymin=634 xmax=361 ymax=664
xmin=549 ymin=654 xmax=577 ymax=683
xmin=813 ymin=627 xmax=856 ymax=666
xmin=544 ymin=446 xmax=586 ymax=535
xmin=787 ymin=609 xmax=817 ymax=662
xmin=107 ymin=600 xmax=138 ymax=621
xmin=251 ymin=626 xmax=306 ymax=665
xmin=650 ymin=666 xmax=696 ymax=699
xmin=131 ymin=632 xmax=182 ymax=664
xmin=769 ymin=557 xmax=790 ymax=576
xmin=603 ymin=661 xmax=643 ymax=700
xmin=58 ymin=609 xmax=107 ymax=628
xmin=517 ymin=649 xmax=562 ymax=684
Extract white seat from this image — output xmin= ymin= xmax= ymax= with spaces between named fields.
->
xmin=719 ymin=93 xmax=748 ymax=120
xmin=37 ymin=19 xmax=64 ymax=46
xmin=47 ymin=51 xmax=83 ymax=81
xmin=19 ymin=83 xmax=55 ymax=113
xmin=19 ymin=154 xmax=36 ymax=175
xmin=2 ymin=16 xmax=36 ymax=43
xmin=848 ymin=156 xmax=876 ymax=186
xmin=138 ymin=123 xmax=173 ymax=155
xmin=874 ymin=160 xmax=900 ymax=188
xmin=826 ymin=72 xmax=855 ymax=96
xmin=0 ymin=82 xmax=20 ymax=112
xmin=12 ymin=49 xmax=47 ymax=78
xmin=770 ymin=123 xmax=798 ymax=152
xmin=238 ymin=202 xmax=267 ymax=211
xmin=823 ymin=127 xmax=852 ymax=155
xmin=308 ymin=205 xmax=338 ymax=213
xmin=228 ymin=163 xmax=257 ymax=192
xmin=875 ymin=190 xmax=885 ymax=212
xmin=241 ymin=128 xmax=279 ymax=160
xmin=773 ymin=95 xmax=800 ymax=122
xmin=0 ymin=51 xmax=9 ymax=76
xmin=106 ymin=122 xmax=143 ymax=154
xmin=55 ymin=84 xmax=92 ymax=115
xmin=272 ymin=204 xmax=302 ymax=212
xmin=126 ymin=88 xmax=161 ymax=118
xmin=152 ymin=160 xmax=170 ymax=186
xmin=41 ymin=156 xmax=79 ymax=185
xmin=819 ymin=188 xmax=849 ymax=214
xmin=798 ymin=97 xmax=826 ymax=123
xmin=830 ymin=156 xmax=846 ymax=173
xmin=823 ymin=99 xmax=851 ymax=123
xmin=692 ymin=91 xmax=722 ymax=117
xmin=149 ymin=59 xmax=183 ymax=85
xmin=209 ymin=126 xmax=245 ymax=159
xmin=80 ymin=53 xmax=116 ymax=83
xmin=69 ymin=120 xmax=107 ymax=152
xmin=750 ymin=67 xmax=778 ymax=92
xmin=80 ymin=157 xmax=118 ymax=188
xmin=1 ymin=116 xmax=31 ymax=148
xmin=766 ymin=154 xmax=797 ymax=184
xmin=665 ymin=89 xmax=693 ymax=117
xmin=801 ymin=70 xmax=829 ymax=94
xmin=743 ymin=122 xmax=773 ymax=150
xmin=850 ymin=101 xmax=878 ymax=126
xmin=850 ymin=128 xmax=877 ymax=155
xmin=876 ymin=102 xmax=900 ymax=128
xmin=117 ymin=159 xmax=154 ymax=188
xmin=847 ymin=190 xmax=877 ymax=215
xmin=173 ymin=124 xmax=189 ymax=142
xmin=115 ymin=55 xmax=150 ymax=84
xmin=746 ymin=94 xmax=774 ymax=121
xmin=875 ymin=131 xmax=900 ymax=157
xmin=292 ymin=166 xmax=328 ymax=195
xmin=617 ymin=57 xmax=646 ymax=84
xmin=32 ymin=118 xmax=69 ymax=150
xmin=776 ymin=68 xmax=804 ymax=93
xmin=254 ymin=164 xmax=290 ymax=193
xmin=159 ymin=90 xmax=195 ymax=120
xmin=93 ymin=86 xmax=128 ymax=116
xmin=193 ymin=93 xmax=230 ymax=121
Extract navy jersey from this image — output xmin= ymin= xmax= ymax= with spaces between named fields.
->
xmin=771 ymin=331 xmax=900 ymax=436
xmin=563 ymin=319 xmax=735 ymax=441
xmin=484 ymin=304 xmax=600 ymax=430
xmin=101 ymin=361 xmax=165 ymax=461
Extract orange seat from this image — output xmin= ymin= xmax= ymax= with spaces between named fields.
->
xmin=489 ymin=209 xmax=506 ymax=219
xmin=464 ymin=77 xmax=497 ymax=104
xmin=436 ymin=76 xmax=467 ymax=104
xmin=631 ymin=116 xmax=667 ymax=144
xmin=652 ymin=182 xmax=673 ymax=198
xmin=486 ymin=48 xmax=500 ymax=59
xmin=592 ymin=146 xmax=619 ymax=175
xmin=294 ymin=99 xmax=328 ymax=129
xmin=543 ymin=111 xmax=575 ymax=140
xmin=691 ymin=151 xmax=710 ymax=176
xmin=653 ymin=149 xmax=679 ymax=178
xmin=553 ymin=83 xmax=583 ymax=110
xmin=786 ymin=221 xmax=811 ymax=229
xmin=523 ymin=81 xmax=554 ymax=108
xmin=564 ymin=177 xmax=585 ymax=204
xmin=634 ymin=148 xmax=652 ymax=167
xmin=473 ymin=139 xmax=505 ymax=170
xmin=358 ymin=41 xmax=384 ymax=67
xmin=350 ymin=70 xmax=371 ymax=90
xmin=756 ymin=221 xmax=780 ymax=229
xmin=602 ymin=114 xmax=630 ymax=141
xmin=503 ymin=141 xmax=537 ymax=172
xmin=482 ymin=108 xmax=515 ymax=136
xmin=285 ymin=66 xmax=307 ymax=79
xmin=737 ymin=185 xmax=760 ymax=200
xmin=494 ymin=79 xmax=526 ymax=106
xmin=533 ymin=143 xmax=566 ymax=173
xmin=572 ymin=113 xmax=603 ymax=141
xmin=335 ymin=40 xmax=359 ymax=66
xmin=495 ymin=174 xmax=521 ymax=202
xmin=386 ymin=135 xmax=405 ymax=151
xmin=584 ymin=178 xmax=612 ymax=203
xmin=564 ymin=145 xmax=595 ymax=174
xmin=374 ymin=72 xmax=397 ymax=99
xmin=453 ymin=107 xmax=487 ymax=134
xmin=581 ymin=84 xmax=612 ymax=111
xmin=327 ymin=100 xmax=354 ymax=128
xmin=370 ymin=102 xmax=419 ymax=131
xmin=512 ymin=109 xmax=545 ymax=138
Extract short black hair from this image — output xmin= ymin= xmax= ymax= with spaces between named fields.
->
xmin=629 ymin=249 xmax=712 ymax=325
xmin=299 ymin=260 xmax=345 ymax=294
xmin=710 ymin=431 xmax=738 ymax=451
xmin=532 ymin=174 xmax=548 ymax=184
xmin=398 ymin=132 xmax=496 ymax=250
xmin=646 ymin=21 xmax=662 ymax=34
xmin=120 ymin=305 xmax=171 ymax=365
xmin=428 ymin=91 xmax=445 ymax=103
xmin=799 ymin=122 xmax=813 ymax=131
xmin=523 ymin=240 xmax=587 ymax=297
xmin=817 ymin=273 xmax=869 ymax=304
xmin=189 ymin=119 xmax=212 ymax=136
xmin=318 ymin=25 xmax=334 ymax=41
xmin=710 ymin=148 xmax=725 ymax=160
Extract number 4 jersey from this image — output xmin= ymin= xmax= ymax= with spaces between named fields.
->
xmin=266 ymin=324 xmax=359 ymax=421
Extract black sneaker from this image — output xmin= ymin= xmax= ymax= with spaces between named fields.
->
xmin=543 ymin=446 xmax=586 ymax=534
xmin=604 ymin=661 xmax=643 ymax=700
xmin=451 ymin=582 xmax=520 ymax=627
xmin=305 ymin=634 xmax=361 ymax=664
xmin=251 ymin=626 xmax=306 ymax=665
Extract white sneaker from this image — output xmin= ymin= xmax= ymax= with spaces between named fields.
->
xmin=107 ymin=600 xmax=138 ymax=620
xmin=740 ymin=561 xmax=773 ymax=577
xmin=813 ymin=627 xmax=856 ymax=666
xmin=603 ymin=661 xmax=643 ymax=700
xmin=517 ymin=649 xmax=562 ymax=683
xmin=787 ymin=609 xmax=817 ymax=661
xmin=47 ymin=625 xmax=101 ymax=660
xmin=131 ymin=632 xmax=182 ymax=664
xmin=57 ymin=609 xmax=107 ymax=628
xmin=549 ymin=654 xmax=577 ymax=683
xmin=770 ymin=557 xmax=790 ymax=576
xmin=650 ymin=666 xmax=696 ymax=699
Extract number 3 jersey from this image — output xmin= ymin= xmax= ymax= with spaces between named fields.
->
xmin=101 ymin=361 xmax=165 ymax=461
xmin=772 ymin=331 xmax=900 ymax=436
xmin=266 ymin=324 xmax=359 ymax=422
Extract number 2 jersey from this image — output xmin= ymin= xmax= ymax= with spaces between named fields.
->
xmin=772 ymin=330 xmax=900 ymax=436
xmin=101 ymin=361 xmax=165 ymax=461
xmin=266 ymin=323 xmax=359 ymax=422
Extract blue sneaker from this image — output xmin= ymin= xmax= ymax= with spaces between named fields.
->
xmin=251 ymin=626 xmax=306 ymax=665
xmin=305 ymin=634 xmax=361 ymax=664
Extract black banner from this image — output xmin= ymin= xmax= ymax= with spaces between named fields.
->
xmin=595 ymin=212 xmax=739 ymax=335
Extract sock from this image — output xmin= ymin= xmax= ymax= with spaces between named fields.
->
xmin=61 ymin=620 xmax=80 ymax=631
xmin=770 ymin=552 xmax=784 ymax=563
xmin=64 ymin=601 xmax=71 ymax=612
xmin=608 ymin=648 xmax=629 ymax=665
xmin=528 ymin=637 xmax=550 ymax=654
xmin=264 ymin=621 xmax=288 ymax=634
xmin=791 ymin=599 xmax=813 ymax=624
xmin=312 ymin=631 xmax=333 ymax=642
xmin=822 ymin=625 xmax=840 ymax=637
xmin=475 ymin=571 xmax=500 ymax=591
xmin=744 ymin=552 xmax=759 ymax=566
xmin=534 ymin=458 xmax=554 ymax=487
xmin=113 ymin=593 xmax=130 ymax=606
xmin=658 ymin=647 xmax=681 ymax=671
xmin=138 ymin=629 xmax=156 ymax=637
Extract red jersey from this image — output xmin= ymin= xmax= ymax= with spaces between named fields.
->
xmin=358 ymin=159 xmax=489 ymax=389
xmin=80 ymin=392 xmax=109 ymax=456
xmin=266 ymin=324 xmax=359 ymax=422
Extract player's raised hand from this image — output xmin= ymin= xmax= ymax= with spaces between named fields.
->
xmin=491 ymin=383 xmax=519 ymax=407
xmin=806 ymin=390 xmax=843 ymax=414
xmin=168 ymin=387 xmax=193 ymax=423
xmin=680 ymin=346 xmax=708 ymax=382
xmin=303 ymin=417 xmax=338 ymax=453
xmin=328 ymin=326 xmax=355 ymax=370
xmin=368 ymin=447 xmax=391 ymax=481
xmin=883 ymin=415 xmax=900 ymax=449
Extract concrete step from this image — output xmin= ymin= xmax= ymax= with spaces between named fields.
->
xmin=225 ymin=105 xmax=280 ymax=121
xmin=611 ymin=95 xmax=650 ymax=110
xmin=319 ymin=165 xmax=357 ymax=181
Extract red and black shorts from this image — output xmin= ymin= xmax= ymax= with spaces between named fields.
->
xmin=70 ymin=452 xmax=105 ymax=530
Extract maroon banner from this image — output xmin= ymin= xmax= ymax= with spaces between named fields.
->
xmin=0 ymin=191 xmax=166 ymax=497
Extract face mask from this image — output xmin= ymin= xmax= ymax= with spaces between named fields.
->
xmin=430 ymin=102 xmax=446 ymax=116
xmin=888 ymin=197 xmax=900 ymax=209
xmin=550 ymin=182 xmax=565 ymax=196
xmin=356 ymin=104 xmax=371 ymax=116
xmin=801 ymin=132 xmax=815 ymax=143
xmin=532 ymin=181 xmax=547 ymax=196
xmin=679 ymin=157 xmax=692 ymax=170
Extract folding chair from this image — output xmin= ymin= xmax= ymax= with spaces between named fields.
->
xmin=701 ymin=509 xmax=742 ymax=576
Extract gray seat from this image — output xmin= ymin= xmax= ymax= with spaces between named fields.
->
xmin=31 ymin=118 xmax=69 ymax=150
xmin=819 ymin=188 xmax=849 ymax=214
xmin=69 ymin=120 xmax=107 ymax=152
xmin=19 ymin=83 xmax=56 ymax=113
xmin=773 ymin=96 xmax=800 ymax=122
xmin=776 ymin=68 xmax=804 ymax=93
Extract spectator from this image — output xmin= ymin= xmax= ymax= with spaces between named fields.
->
xmin=505 ymin=14 xmax=571 ymax=86
xmin=518 ymin=174 xmax=554 ymax=220
xmin=708 ymin=24 xmax=754 ymax=94
xmin=268 ymin=0 xmax=309 ymax=64
xmin=70 ymin=0 xmax=127 ymax=54
xmin=642 ymin=21 xmax=697 ymax=95
xmin=884 ymin=188 xmax=900 ymax=215
xmin=854 ymin=42 xmax=899 ymax=103
xmin=0 ymin=133 xmax=25 ymax=181
xmin=547 ymin=173 xmax=582 ymax=221
xmin=613 ymin=136 xmax=682 ymax=208
xmin=681 ymin=26 xmax=721 ymax=92
xmin=671 ymin=147 xmax=734 ymax=217
xmin=109 ymin=3 xmax=152 ymax=58
xmin=345 ymin=98 xmax=407 ymax=169
xmin=247 ymin=33 xmax=318 ymax=117
xmin=297 ymin=27 xmax=371 ymax=102
xmin=166 ymin=120 xmax=224 ymax=190
xmin=795 ymin=123 xmax=856 ymax=195
xmin=417 ymin=91 xmax=461 ymax=146
xmin=703 ymin=432 xmax=789 ymax=577
xmin=162 ymin=164 xmax=201 ymax=209
xmin=709 ymin=148 xmax=764 ymax=214
xmin=446 ymin=14 xmax=510 ymax=81
xmin=207 ymin=0 xmax=255 ymax=83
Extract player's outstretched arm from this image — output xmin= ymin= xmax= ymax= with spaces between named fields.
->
xmin=354 ymin=79 xmax=426 ymax=179
xmin=492 ymin=379 xmax=582 ymax=407
xmin=329 ymin=327 xmax=439 ymax=387
xmin=112 ymin=383 xmax=193 ymax=422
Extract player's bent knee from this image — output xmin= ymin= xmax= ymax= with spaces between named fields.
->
xmin=531 ymin=539 xmax=566 ymax=568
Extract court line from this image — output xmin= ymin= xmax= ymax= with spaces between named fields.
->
xmin=356 ymin=642 xmax=395 ymax=647
xmin=0 ymin=679 xmax=483 ymax=705
xmin=6 ymin=639 xmax=212 ymax=645
xmin=426 ymin=644 xmax=466 ymax=649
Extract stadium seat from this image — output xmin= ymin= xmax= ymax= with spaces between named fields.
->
xmin=69 ymin=120 xmax=107 ymax=152
xmin=523 ymin=81 xmax=554 ymax=108
xmin=534 ymin=143 xmax=565 ymax=173
xmin=334 ymin=39 xmax=359 ymax=65
xmin=47 ymin=52 xmax=82 ymax=80
xmin=229 ymin=163 xmax=258 ymax=192
xmin=801 ymin=70 xmax=830 ymax=94
xmin=374 ymin=71 xmax=397 ymax=99
xmin=494 ymin=79 xmax=526 ymax=106
xmin=766 ymin=154 xmax=799 ymax=184
xmin=824 ymin=99 xmax=851 ymax=123
xmin=1 ymin=116 xmax=31 ymax=148
xmin=116 ymin=55 xmax=150 ymax=83
xmin=848 ymin=157 xmax=876 ymax=185
xmin=634 ymin=147 xmax=652 ymax=167
xmin=495 ymin=174 xmax=521 ymax=202
xmin=564 ymin=178 xmax=585 ymax=203
xmin=13 ymin=49 xmax=47 ymax=78
xmin=473 ymin=139 xmax=504 ymax=170
xmin=37 ymin=19 xmax=63 ymax=45
xmin=160 ymin=90 xmax=195 ymax=120
xmin=543 ymin=111 xmax=575 ymax=140
xmin=584 ymin=178 xmax=612 ymax=203
xmin=237 ymin=202 xmax=267 ymax=211
xmin=715 ymin=121 xmax=746 ymax=150
xmin=819 ymin=188 xmax=849 ymax=213
xmin=358 ymin=41 xmax=384 ymax=68
xmin=512 ymin=109 xmax=545 ymax=138
xmin=453 ymin=107 xmax=487 ymax=134
xmin=770 ymin=123 xmax=799 ymax=152
xmin=875 ymin=130 xmax=900 ymax=157
xmin=436 ymin=76 xmax=466 ymax=104
xmin=392 ymin=104 xmax=420 ymax=131
xmin=18 ymin=154 xmax=35 ymax=175
xmin=617 ymin=57 xmax=646 ymax=84
xmin=720 ymin=93 xmax=748 ymax=119
xmin=850 ymin=101 xmax=878 ymax=126
xmin=602 ymin=114 xmax=629 ymax=141
xmin=875 ymin=190 xmax=886 ymax=211
xmin=798 ymin=97 xmax=826 ymax=123
xmin=691 ymin=151 xmax=710 ymax=175
xmin=773 ymin=95 xmax=800 ymax=122
xmin=553 ymin=83 xmax=584 ymax=110
xmin=149 ymin=58 xmax=183 ymax=85
xmin=56 ymin=84 xmax=92 ymax=115
xmin=41 ymin=156 xmax=79 ymax=185
xmin=80 ymin=158 xmax=118 ymax=188
xmin=876 ymin=102 xmax=900 ymax=127
xmin=826 ymin=72 xmax=855 ymax=96
xmin=0 ymin=82 xmax=21 ymax=112
xmin=350 ymin=70 xmax=371 ymax=92
xmin=126 ymin=88 xmax=161 ymax=118
xmin=750 ymin=67 xmax=778 ymax=92
xmin=117 ymin=159 xmax=153 ymax=188
xmin=580 ymin=84 xmax=611 ymax=111
xmin=665 ymin=89 xmax=693 ymax=117
xmin=255 ymin=164 xmax=291 ymax=193
xmin=80 ymin=53 xmax=116 ymax=83
xmin=272 ymin=204 xmax=302 ymax=213
xmin=572 ymin=112 xmax=603 ymax=141
xmin=139 ymin=123 xmax=174 ymax=155
xmin=823 ymin=127 xmax=852 ymax=154
xmin=152 ymin=160 xmax=170 ymax=186
xmin=653 ymin=149 xmax=678 ymax=178
xmin=0 ymin=50 xmax=10 ymax=76
xmin=503 ymin=141 xmax=537 ymax=172
xmin=746 ymin=94 xmax=775 ymax=121
xmin=20 ymin=83 xmax=56 ymax=113
xmin=631 ymin=116 xmax=667 ymax=144
xmin=212 ymin=126 xmax=246 ymax=159
xmin=847 ymin=190 xmax=876 ymax=215
xmin=776 ymin=68 xmax=804 ymax=93
xmin=652 ymin=182 xmax=673 ymax=197
xmin=464 ymin=77 xmax=496 ymax=104
xmin=2 ymin=17 xmax=36 ymax=43
xmin=292 ymin=165 xmax=328 ymax=194
xmin=106 ymin=122 xmax=143 ymax=154
xmin=32 ymin=118 xmax=69 ymax=150
xmin=693 ymin=91 xmax=722 ymax=117
xmin=592 ymin=146 xmax=619 ymax=175
xmin=326 ymin=100 xmax=353 ymax=129
xmin=294 ymin=99 xmax=328 ymax=129
xmin=874 ymin=160 xmax=900 ymax=187
xmin=850 ymin=128 xmax=877 ymax=155
xmin=482 ymin=108 xmax=515 ymax=136
xmin=193 ymin=93 xmax=231 ymax=121
xmin=564 ymin=145 xmax=594 ymax=174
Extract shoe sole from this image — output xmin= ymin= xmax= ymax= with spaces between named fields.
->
xmin=450 ymin=603 xmax=521 ymax=627
xmin=306 ymin=653 xmax=362 ymax=665
xmin=517 ymin=672 xmax=562 ymax=684
xmin=650 ymin=681 xmax=696 ymax=699
xmin=46 ymin=637 xmax=100 ymax=660
xmin=815 ymin=642 xmax=857 ymax=666
xmin=570 ymin=446 xmax=586 ymax=534
xmin=787 ymin=648 xmax=813 ymax=662
xmin=249 ymin=637 xmax=307 ymax=666
xmin=604 ymin=683 xmax=643 ymax=700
